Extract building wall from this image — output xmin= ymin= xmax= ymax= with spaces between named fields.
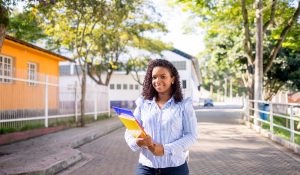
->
xmin=59 ymin=49 xmax=201 ymax=108
xmin=161 ymin=50 xmax=200 ymax=102
xmin=0 ymin=39 xmax=62 ymax=111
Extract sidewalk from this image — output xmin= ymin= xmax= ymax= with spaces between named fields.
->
xmin=0 ymin=117 xmax=123 ymax=175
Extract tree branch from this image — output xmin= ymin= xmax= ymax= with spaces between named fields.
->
xmin=241 ymin=0 xmax=254 ymax=64
xmin=264 ymin=2 xmax=300 ymax=74
xmin=263 ymin=0 xmax=277 ymax=33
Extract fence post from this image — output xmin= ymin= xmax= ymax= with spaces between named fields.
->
xmin=75 ymin=81 xmax=78 ymax=122
xmin=108 ymin=86 xmax=111 ymax=117
xmin=94 ymin=88 xmax=97 ymax=120
xmin=290 ymin=105 xmax=294 ymax=143
xmin=270 ymin=102 xmax=273 ymax=134
xmin=254 ymin=100 xmax=259 ymax=126
xmin=44 ymin=75 xmax=48 ymax=128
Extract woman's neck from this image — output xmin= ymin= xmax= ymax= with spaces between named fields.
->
xmin=157 ymin=93 xmax=171 ymax=103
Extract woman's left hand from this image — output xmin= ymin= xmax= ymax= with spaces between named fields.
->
xmin=148 ymin=143 xmax=164 ymax=156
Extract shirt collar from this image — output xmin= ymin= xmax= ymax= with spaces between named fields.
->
xmin=151 ymin=96 xmax=174 ymax=109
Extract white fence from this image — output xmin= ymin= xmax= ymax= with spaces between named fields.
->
xmin=244 ymin=99 xmax=300 ymax=148
xmin=0 ymin=69 xmax=109 ymax=130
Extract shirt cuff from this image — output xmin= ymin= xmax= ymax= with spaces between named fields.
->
xmin=128 ymin=138 xmax=141 ymax=152
xmin=163 ymin=144 xmax=173 ymax=155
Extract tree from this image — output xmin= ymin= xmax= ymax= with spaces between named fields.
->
xmin=0 ymin=0 xmax=53 ymax=51
xmin=86 ymin=1 xmax=168 ymax=86
xmin=36 ymin=0 xmax=167 ymax=126
xmin=7 ymin=10 xmax=47 ymax=42
xmin=0 ymin=1 xmax=11 ymax=51
xmin=175 ymin=0 xmax=300 ymax=101
xmin=265 ymin=47 xmax=300 ymax=99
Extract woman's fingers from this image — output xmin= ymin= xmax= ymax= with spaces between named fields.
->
xmin=136 ymin=134 xmax=153 ymax=147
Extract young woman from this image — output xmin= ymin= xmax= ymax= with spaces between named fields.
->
xmin=125 ymin=59 xmax=198 ymax=175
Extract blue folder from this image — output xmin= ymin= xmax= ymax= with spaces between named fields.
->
xmin=112 ymin=106 xmax=135 ymax=118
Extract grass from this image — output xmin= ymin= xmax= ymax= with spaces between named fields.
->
xmin=260 ymin=115 xmax=300 ymax=145
xmin=0 ymin=113 xmax=111 ymax=135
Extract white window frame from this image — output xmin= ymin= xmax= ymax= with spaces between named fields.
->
xmin=27 ymin=62 xmax=37 ymax=86
xmin=0 ymin=54 xmax=13 ymax=83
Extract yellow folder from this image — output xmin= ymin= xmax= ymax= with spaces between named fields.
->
xmin=112 ymin=106 xmax=146 ymax=138
xmin=118 ymin=115 xmax=146 ymax=138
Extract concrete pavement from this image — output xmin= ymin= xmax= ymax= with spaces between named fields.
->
xmin=0 ymin=109 xmax=300 ymax=175
xmin=0 ymin=117 xmax=123 ymax=175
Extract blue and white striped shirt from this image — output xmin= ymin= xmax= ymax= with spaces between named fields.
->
xmin=124 ymin=96 xmax=198 ymax=168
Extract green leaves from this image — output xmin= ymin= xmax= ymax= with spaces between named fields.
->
xmin=175 ymin=0 xmax=300 ymax=97
xmin=7 ymin=10 xmax=47 ymax=42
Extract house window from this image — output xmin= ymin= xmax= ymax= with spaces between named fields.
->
xmin=123 ymin=84 xmax=128 ymax=90
xmin=110 ymin=84 xmax=115 ymax=90
xmin=182 ymin=80 xmax=187 ymax=89
xmin=171 ymin=61 xmax=186 ymax=70
xmin=60 ymin=65 xmax=71 ymax=76
xmin=0 ymin=55 xmax=13 ymax=83
xmin=135 ymin=84 xmax=139 ymax=90
xmin=129 ymin=84 xmax=134 ymax=90
xmin=27 ymin=62 xmax=37 ymax=86
xmin=116 ymin=84 xmax=121 ymax=90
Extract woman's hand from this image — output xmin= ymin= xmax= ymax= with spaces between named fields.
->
xmin=148 ymin=143 xmax=164 ymax=156
xmin=136 ymin=134 xmax=154 ymax=148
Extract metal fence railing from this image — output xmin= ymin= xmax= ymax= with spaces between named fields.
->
xmin=0 ymin=69 xmax=109 ymax=130
xmin=244 ymin=99 xmax=300 ymax=147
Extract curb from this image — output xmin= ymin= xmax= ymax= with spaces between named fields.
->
xmin=71 ymin=121 xmax=123 ymax=148
xmin=39 ymin=122 xmax=123 ymax=175
xmin=2 ymin=120 xmax=123 ymax=175
xmin=245 ymin=121 xmax=300 ymax=155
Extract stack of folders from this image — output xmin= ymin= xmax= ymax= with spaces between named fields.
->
xmin=112 ymin=106 xmax=146 ymax=138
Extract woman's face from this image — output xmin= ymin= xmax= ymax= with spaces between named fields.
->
xmin=152 ymin=66 xmax=175 ymax=95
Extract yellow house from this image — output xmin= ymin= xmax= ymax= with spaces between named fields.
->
xmin=0 ymin=35 xmax=71 ymax=113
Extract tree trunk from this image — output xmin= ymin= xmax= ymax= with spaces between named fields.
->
xmin=0 ymin=25 xmax=6 ymax=51
xmin=0 ymin=4 xmax=9 ymax=52
xmin=0 ymin=2 xmax=9 ymax=52
xmin=254 ymin=0 xmax=263 ymax=125
xmin=247 ymin=73 xmax=255 ymax=116
xmin=79 ymin=63 xmax=87 ymax=127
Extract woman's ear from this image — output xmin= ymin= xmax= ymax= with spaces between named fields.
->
xmin=171 ymin=76 xmax=175 ymax=85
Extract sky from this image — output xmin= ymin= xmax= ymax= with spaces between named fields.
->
xmin=152 ymin=0 xmax=205 ymax=56
xmin=15 ymin=0 xmax=205 ymax=57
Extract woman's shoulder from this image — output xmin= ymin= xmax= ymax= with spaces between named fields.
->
xmin=135 ymin=96 xmax=152 ymax=105
xmin=181 ymin=97 xmax=192 ymax=105
xmin=135 ymin=96 xmax=145 ymax=106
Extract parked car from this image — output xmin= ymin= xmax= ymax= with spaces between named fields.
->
xmin=204 ymin=98 xmax=214 ymax=107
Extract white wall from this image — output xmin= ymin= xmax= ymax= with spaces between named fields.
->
xmin=108 ymin=71 xmax=144 ymax=101
xmin=59 ymin=49 xmax=202 ymax=105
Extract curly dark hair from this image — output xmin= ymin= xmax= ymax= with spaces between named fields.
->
xmin=142 ymin=59 xmax=183 ymax=103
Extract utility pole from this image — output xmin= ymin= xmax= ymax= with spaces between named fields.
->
xmin=254 ymin=0 xmax=263 ymax=126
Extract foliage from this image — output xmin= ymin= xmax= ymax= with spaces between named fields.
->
xmin=123 ymin=56 xmax=150 ymax=85
xmin=0 ymin=0 xmax=55 ymax=50
xmin=174 ymin=0 xmax=300 ymax=99
xmin=35 ymin=0 xmax=167 ymax=85
xmin=265 ymin=48 xmax=300 ymax=97
xmin=7 ymin=10 xmax=47 ymax=42
xmin=32 ymin=0 xmax=167 ymax=126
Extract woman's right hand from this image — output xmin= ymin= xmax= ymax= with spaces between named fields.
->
xmin=136 ymin=134 xmax=154 ymax=148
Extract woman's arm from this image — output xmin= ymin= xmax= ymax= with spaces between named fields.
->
xmin=124 ymin=97 xmax=145 ymax=151
xmin=163 ymin=98 xmax=198 ymax=155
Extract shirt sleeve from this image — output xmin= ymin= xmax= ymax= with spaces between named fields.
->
xmin=163 ymin=98 xmax=198 ymax=155
xmin=124 ymin=97 xmax=144 ymax=152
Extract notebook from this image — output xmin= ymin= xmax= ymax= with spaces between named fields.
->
xmin=112 ymin=106 xmax=146 ymax=138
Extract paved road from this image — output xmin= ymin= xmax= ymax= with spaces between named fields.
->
xmin=59 ymin=108 xmax=300 ymax=175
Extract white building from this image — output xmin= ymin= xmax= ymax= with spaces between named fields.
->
xmin=106 ymin=48 xmax=202 ymax=107
xmin=59 ymin=48 xmax=202 ymax=109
